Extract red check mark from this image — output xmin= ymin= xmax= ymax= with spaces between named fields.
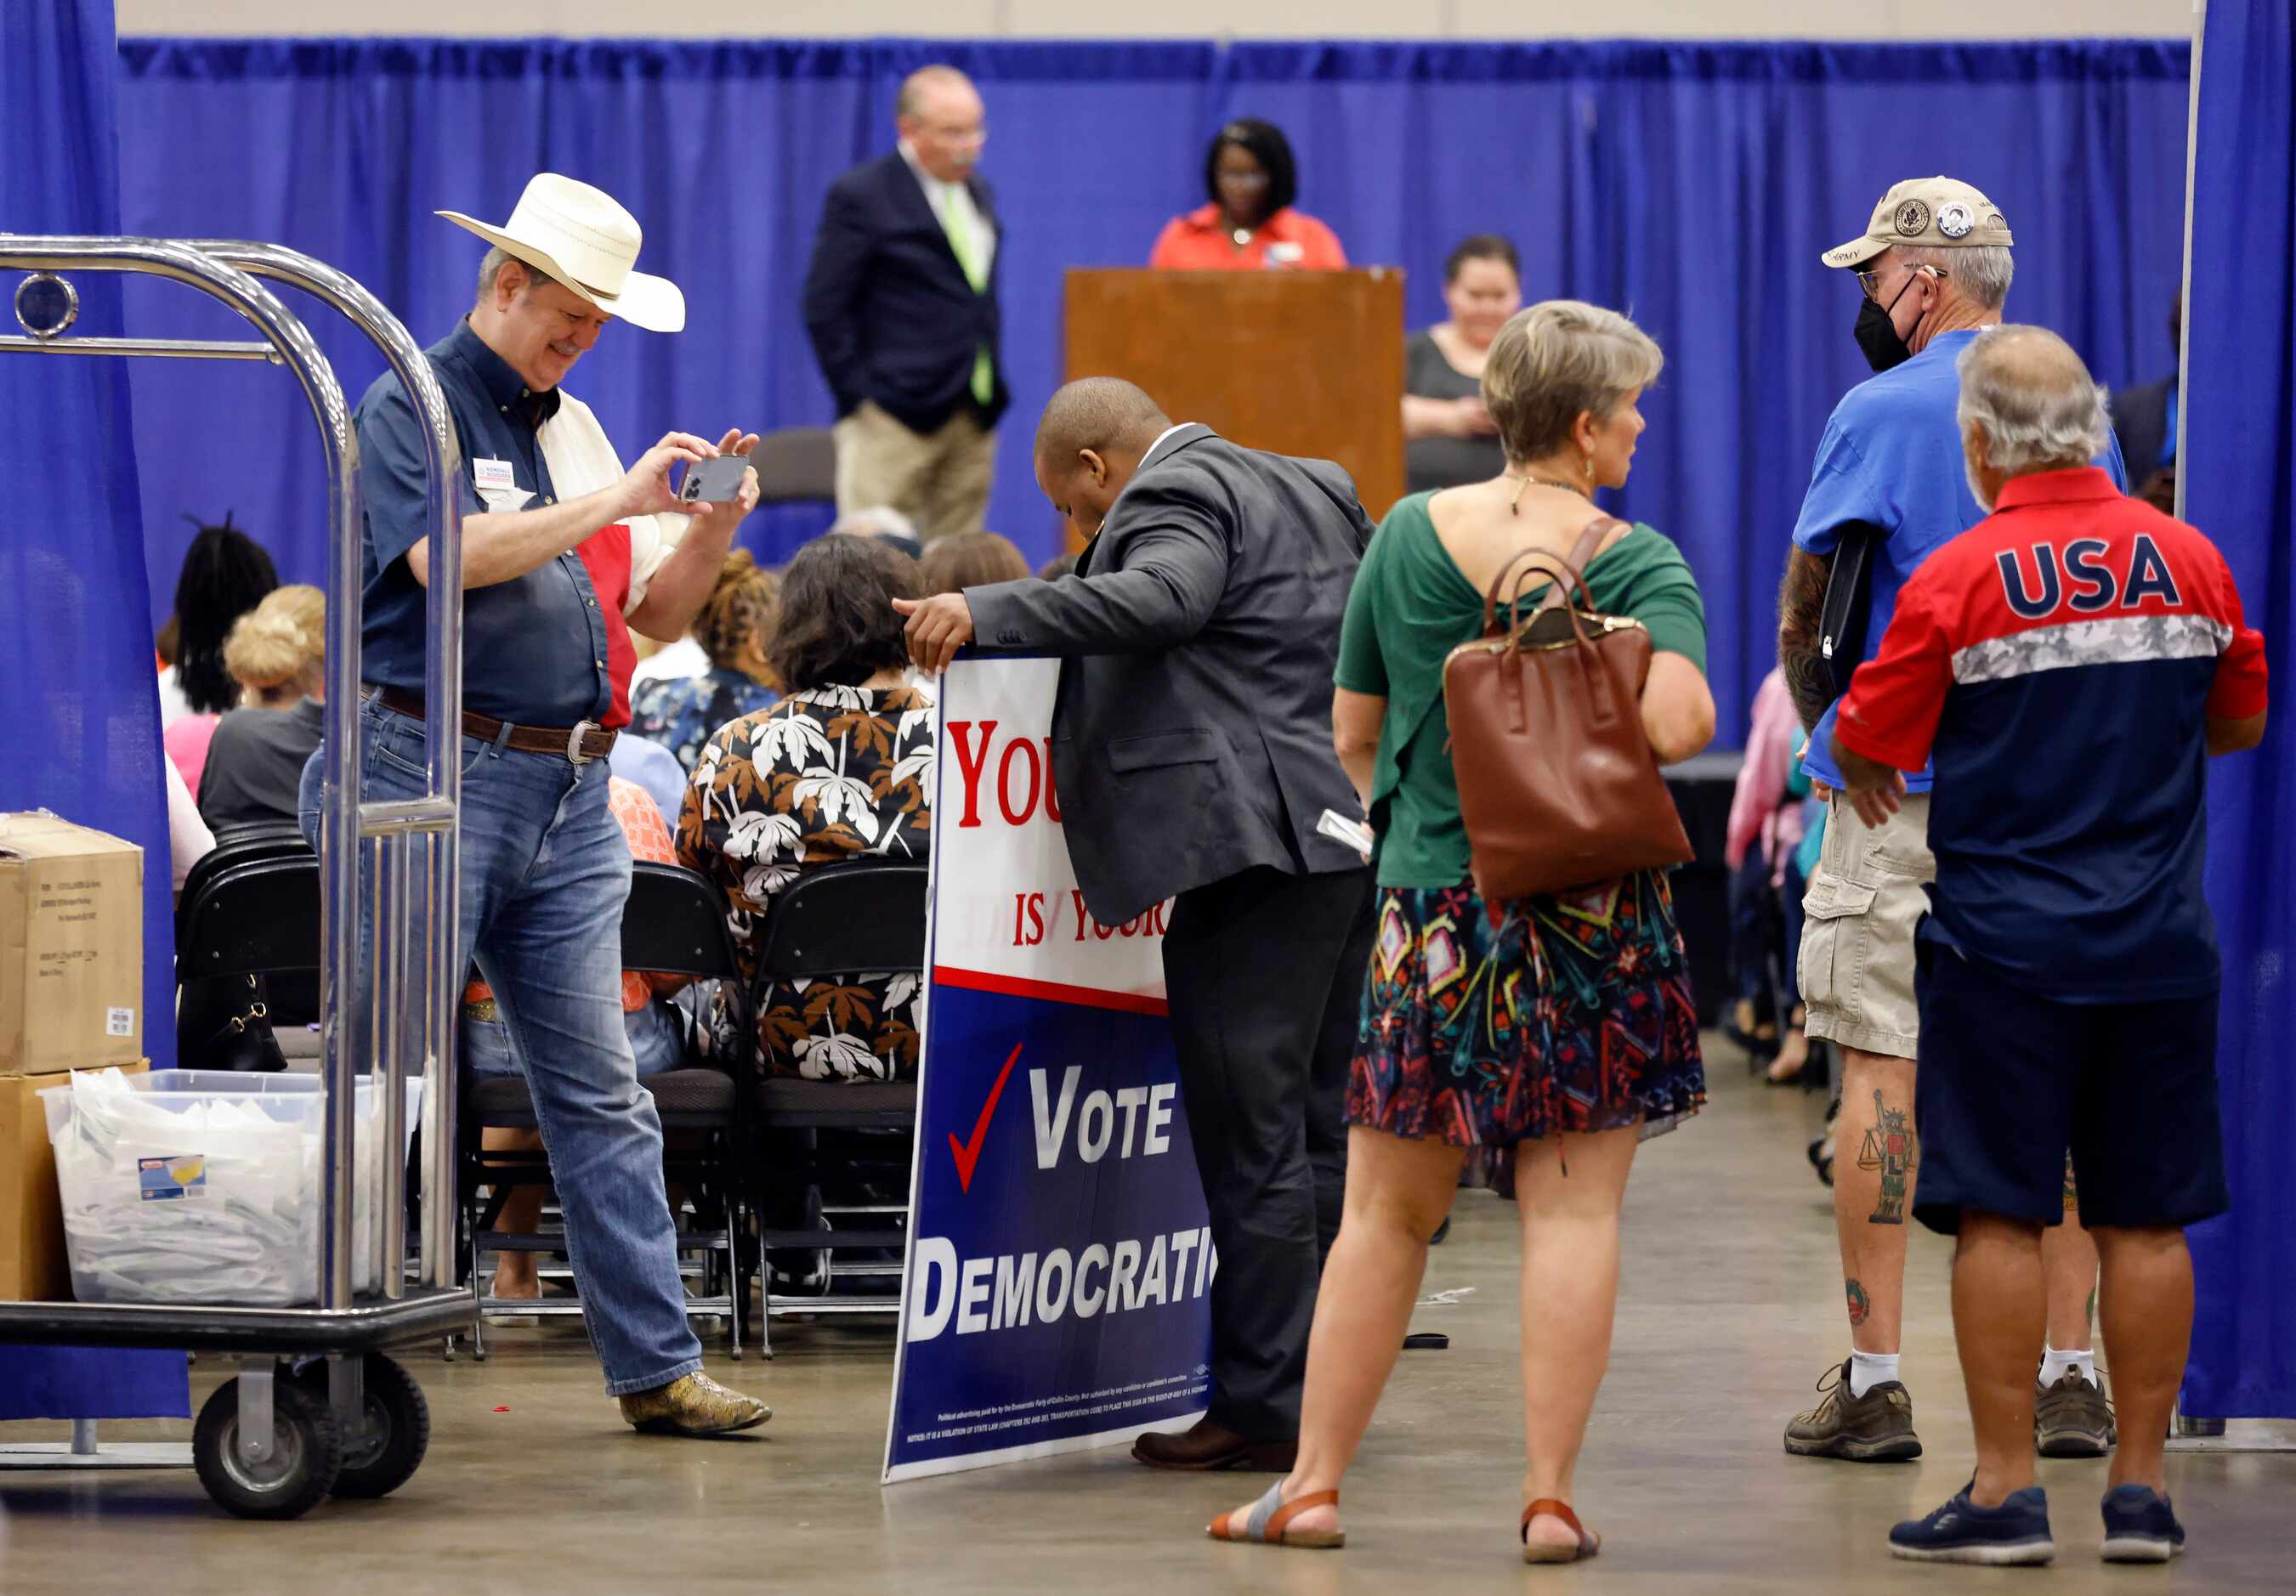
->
xmin=948 ymin=1043 xmax=1023 ymax=1193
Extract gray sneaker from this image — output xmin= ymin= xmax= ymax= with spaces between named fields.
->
xmin=2035 ymin=1367 xmax=2116 ymax=1457
xmin=1785 ymin=1358 xmax=1923 ymax=1462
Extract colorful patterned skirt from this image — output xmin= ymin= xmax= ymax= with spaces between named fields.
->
xmin=1346 ymin=870 xmax=1705 ymax=1148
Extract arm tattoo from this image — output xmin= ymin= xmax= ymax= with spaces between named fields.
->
xmin=1777 ymin=547 xmax=1836 ymax=733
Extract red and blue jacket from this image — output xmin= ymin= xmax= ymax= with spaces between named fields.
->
xmin=1836 ymin=466 xmax=2268 ymax=1001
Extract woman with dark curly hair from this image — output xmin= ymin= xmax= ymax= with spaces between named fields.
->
xmin=1148 ymin=119 xmax=1347 ymax=272
xmin=677 ymin=534 xmax=934 ymax=1082
xmin=627 ymin=548 xmax=783 ymax=771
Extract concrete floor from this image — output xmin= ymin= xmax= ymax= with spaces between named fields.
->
xmin=3 ymin=1047 xmax=2293 ymax=1593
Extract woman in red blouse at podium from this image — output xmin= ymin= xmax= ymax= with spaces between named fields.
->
xmin=1148 ymin=119 xmax=1349 ymax=271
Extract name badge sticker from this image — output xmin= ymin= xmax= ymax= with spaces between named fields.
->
xmin=473 ymin=458 xmax=517 ymax=493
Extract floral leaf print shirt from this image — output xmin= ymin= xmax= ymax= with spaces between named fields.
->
xmin=677 ymin=682 xmax=934 ymax=1080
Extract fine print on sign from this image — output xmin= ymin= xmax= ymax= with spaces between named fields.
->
xmin=883 ymin=655 xmax=1214 ymax=1483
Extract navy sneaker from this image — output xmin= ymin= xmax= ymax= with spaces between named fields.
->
xmin=2100 ymin=1485 xmax=2185 ymax=1563
xmin=1889 ymin=1483 xmax=2055 ymax=1565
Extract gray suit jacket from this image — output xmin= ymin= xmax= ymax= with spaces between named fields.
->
xmin=967 ymin=425 xmax=1376 ymax=925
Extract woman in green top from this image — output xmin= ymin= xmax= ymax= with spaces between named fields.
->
xmin=1209 ymin=303 xmax=1714 ymax=1563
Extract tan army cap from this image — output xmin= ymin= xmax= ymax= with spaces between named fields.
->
xmin=1823 ymin=177 xmax=2014 ymax=269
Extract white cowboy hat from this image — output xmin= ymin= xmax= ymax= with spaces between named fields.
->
xmin=437 ymin=173 xmax=685 ymax=333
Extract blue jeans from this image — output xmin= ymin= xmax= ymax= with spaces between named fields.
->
xmin=300 ymin=697 xmax=702 ymax=1395
xmin=465 ymin=997 xmax=686 ymax=1079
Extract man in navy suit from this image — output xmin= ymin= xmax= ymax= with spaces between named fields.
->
xmin=802 ymin=65 xmax=1006 ymax=541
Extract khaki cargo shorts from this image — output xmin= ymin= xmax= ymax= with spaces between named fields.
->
xmin=1798 ymin=792 xmax=1933 ymax=1060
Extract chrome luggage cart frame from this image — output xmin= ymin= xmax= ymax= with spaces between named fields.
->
xmin=0 ymin=236 xmax=470 ymax=1518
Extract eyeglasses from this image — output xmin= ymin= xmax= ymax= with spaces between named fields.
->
xmin=1857 ymin=262 xmax=1948 ymax=303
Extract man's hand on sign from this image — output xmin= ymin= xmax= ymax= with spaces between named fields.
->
xmin=681 ymin=428 xmax=763 ymax=533
xmin=893 ymin=592 xmax=975 ymax=674
xmin=618 ymin=431 xmax=720 ymax=518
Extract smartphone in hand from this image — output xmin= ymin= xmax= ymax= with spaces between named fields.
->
xmin=677 ymin=454 xmax=751 ymax=505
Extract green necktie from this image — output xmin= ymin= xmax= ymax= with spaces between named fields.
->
xmin=938 ymin=190 xmax=995 ymax=407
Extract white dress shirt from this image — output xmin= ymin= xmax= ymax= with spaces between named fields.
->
xmin=899 ymin=141 xmax=996 ymax=280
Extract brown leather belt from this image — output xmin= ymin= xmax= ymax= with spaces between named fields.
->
xmin=370 ymin=686 xmax=617 ymax=764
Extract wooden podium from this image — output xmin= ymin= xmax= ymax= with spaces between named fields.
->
xmin=1063 ymin=269 xmax=1405 ymax=547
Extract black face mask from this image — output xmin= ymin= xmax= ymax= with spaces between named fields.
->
xmin=1854 ymin=274 xmax=1921 ymax=373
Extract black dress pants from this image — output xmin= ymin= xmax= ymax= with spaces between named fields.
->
xmin=1160 ymin=863 xmax=1377 ymax=1441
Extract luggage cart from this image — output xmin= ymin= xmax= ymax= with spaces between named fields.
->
xmin=0 ymin=236 xmax=472 ymax=1520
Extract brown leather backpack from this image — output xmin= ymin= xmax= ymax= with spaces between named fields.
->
xmin=1441 ymin=518 xmax=1693 ymax=900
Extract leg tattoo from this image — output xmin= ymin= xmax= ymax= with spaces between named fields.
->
xmin=1857 ymin=1089 xmax=1916 ymax=1225
xmin=1846 ymin=1277 xmax=1871 ymax=1327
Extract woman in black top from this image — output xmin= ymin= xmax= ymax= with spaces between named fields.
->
xmin=1401 ymin=235 xmax=1523 ymax=494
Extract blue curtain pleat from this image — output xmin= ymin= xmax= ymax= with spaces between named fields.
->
xmin=110 ymin=36 xmax=2190 ymax=751
xmin=2180 ymin=0 xmax=2295 ymax=1422
xmin=0 ymin=0 xmax=189 ymax=1421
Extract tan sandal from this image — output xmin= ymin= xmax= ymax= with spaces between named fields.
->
xmin=1522 ymin=1498 xmax=1601 ymax=1565
xmin=1208 ymin=1481 xmax=1345 ymax=1550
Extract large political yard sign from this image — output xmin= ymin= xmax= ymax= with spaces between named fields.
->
xmin=882 ymin=654 xmax=1214 ymax=1483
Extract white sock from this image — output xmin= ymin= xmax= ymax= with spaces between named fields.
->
xmin=1848 ymin=1351 xmax=1902 ymax=1399
xmin=2040 ymin=1346 xmax=2097 ymax=1385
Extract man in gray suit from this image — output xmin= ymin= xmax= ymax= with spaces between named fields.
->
xmin=898 ymin=377 xmax=1378 ymax=1473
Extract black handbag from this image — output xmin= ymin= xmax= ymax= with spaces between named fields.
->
xmin=185 ymin=974 xmax=289 ymax=1073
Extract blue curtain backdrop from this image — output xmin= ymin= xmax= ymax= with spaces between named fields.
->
xmin=109 ymin=37 xmax=2190 ymax=747
xmin=0 ymin=0 xmax=188 ymax=1422
xmin=2181 ymin=0 xmax=2294 ymax=1423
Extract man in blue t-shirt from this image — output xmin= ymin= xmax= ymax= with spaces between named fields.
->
xmin=1774 ymin=177 xmax=2129 ymax=1468
xmin=1832 ymin=326 xmax=2265 ymax=1565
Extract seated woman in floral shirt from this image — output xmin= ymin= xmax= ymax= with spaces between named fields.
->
xmin=628 ymin=549 xmax=782 ymax=772
xmin=677 ymin=534 xmax=933 ymax=1081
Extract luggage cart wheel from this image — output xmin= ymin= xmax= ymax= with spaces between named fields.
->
xmin=310 ymin=1353 xmax=431 ymax=1499
xmin=193 ymin=1371 xmax=343 ymax=1520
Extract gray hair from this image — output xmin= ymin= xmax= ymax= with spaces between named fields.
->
xmin=1896 ymin=242 xmax=2013 ymax=311
xmin=1957 ymin=325 xmax=2111 ymax=475
xmin=477 ymin=246 xmax=559 ymax=303
xmin=1482 ymin=300 xmax=1664 ymax=466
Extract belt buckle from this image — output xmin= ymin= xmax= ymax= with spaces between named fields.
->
xmin=566 ymin=720 xmax=599 ymax=765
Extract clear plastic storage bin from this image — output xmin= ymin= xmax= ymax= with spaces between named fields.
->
xmin=41 ymin=1067 xmax=424 ymax=1308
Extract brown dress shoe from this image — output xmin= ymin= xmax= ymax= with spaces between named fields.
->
xmin=1133 ymin=1418 xmax=1295 ymax=1472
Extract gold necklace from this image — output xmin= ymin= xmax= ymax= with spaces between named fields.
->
xmin=1503 ymin=472 xmax=1590 ymax=514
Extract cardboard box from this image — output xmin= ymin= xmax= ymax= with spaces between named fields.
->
xmin=0 ymin=1061 xmax=146 ymax=1301
xmin=0 ymin=812 xmax=145 ymax=1076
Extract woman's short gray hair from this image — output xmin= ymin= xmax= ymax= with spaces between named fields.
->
xmin=1482 ymin=300 xmax=1664 ymax=465
xmin=1957 ymin=325 xmax=2111 ymax=474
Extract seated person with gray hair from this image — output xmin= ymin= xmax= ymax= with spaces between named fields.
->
xmin=1829 ymin=326 xmax=2267 ymax=1567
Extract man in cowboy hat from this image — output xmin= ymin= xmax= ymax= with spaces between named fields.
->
xmin=1773 ymin=176 xmax=2125 ymax=1470
xmin=302 ymin=172 xmax=768 ymax=1435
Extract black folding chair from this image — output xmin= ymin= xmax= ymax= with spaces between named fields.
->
xmin=177 ymin=824 xmax=312 ymax=935
xmin=456 ymin=861 xmax=756 ymax=1359
xmin=747 ymin=426 xmax=836 ymax=506
xmin=175 ymin=849 xmax=324 ymax=1067
xmin=747 ymin=861 xmax=927 ymax=1355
